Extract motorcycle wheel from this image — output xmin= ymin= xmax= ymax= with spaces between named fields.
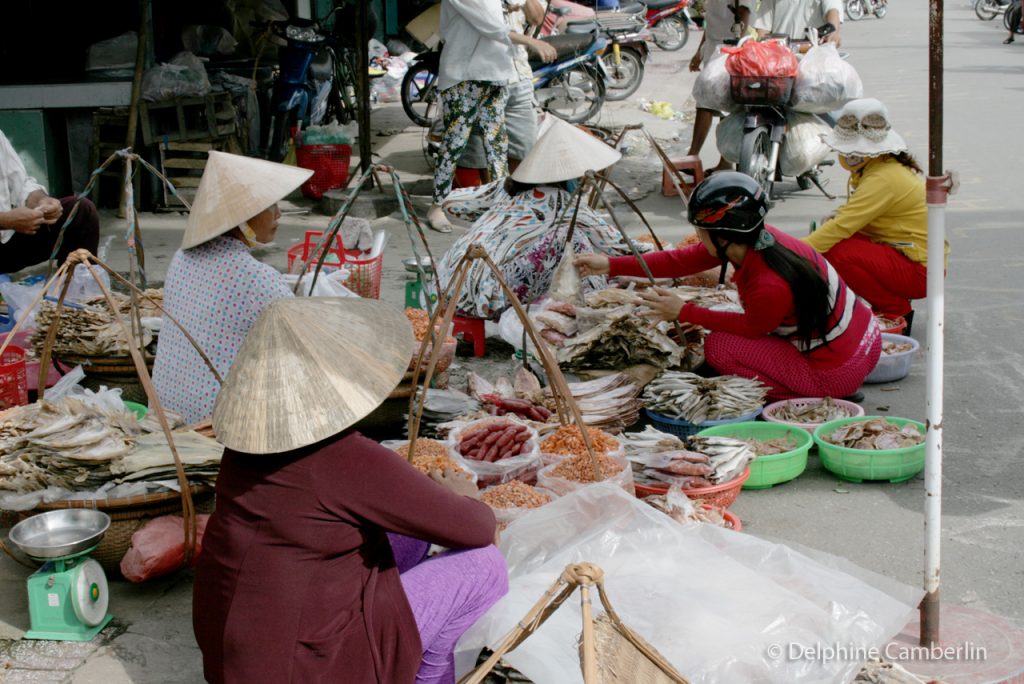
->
xmin=601 ymin=48 xmax=645 ymax=101
xmin=541 ymin=65 xmax=605 ymax=124
xmin=873 ymin=1 xmax=888 ymax=17
xmin=845 ymin=0 xmax=866 ymax=20
xmin=738 ymin=126 xmax=774 ymax=199
xmin=975 ymin=0 xmax=998 ymax=20
xmin=401 ymin=63 xmax=440 ymax=127
xmin=267 ymin=110 xmax=296 ymax=163
xmin=651 ymin=16 xmax=690 ymax=51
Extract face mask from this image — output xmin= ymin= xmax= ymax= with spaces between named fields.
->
xmin=840 ymin=154 xmax=866 ymax=171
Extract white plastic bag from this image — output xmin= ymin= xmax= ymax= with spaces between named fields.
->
xmin=692 ymin=50 xmax=737 ymax=113
xmin=484 ymin=485 xmax=559 ymax=529
xmin=459 ymin=484 xmax=922 ymax=684
xmin=142 ymin=52 xmax=211 ymax=102
xmin=714 ymin=111 xmax=746 ymax=164
xmin=779 ymin=111 xmax=833 ymax=177
xmin=791 ymin=44 xmax=864 ymax=114
xmin=446 ymin=417 xmax=543 ymax=488
xmin=536 ymin=448 xmax=634 ymax=497
xmin=0 ymin=266 xmax=111 ymax=327
xmin=282 ymin=268 xmax=358 ymax=297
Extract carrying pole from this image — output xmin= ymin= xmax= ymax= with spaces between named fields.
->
xmin=921 ymin=0 xmax=954 ymax=647
xmin=355 ymin=1 xmax=373 ymax=176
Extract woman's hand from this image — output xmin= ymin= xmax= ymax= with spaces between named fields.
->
xmin=575 ymin=254 xmax=610 ymax=277
xmin=636 ymin=286 xmax=685 ymax=322
xmin=430 ymin=468 xmax=479 ymax=499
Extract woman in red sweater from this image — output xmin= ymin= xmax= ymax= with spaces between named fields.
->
xmin=193 ymin=298 xmax=506 ymax=684
xmin=576 ymin=172 xmax=881 ymax=400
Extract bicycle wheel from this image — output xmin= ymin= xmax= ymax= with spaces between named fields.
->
xmin=652 ymin=15 xmax=689 ymax=51
xmin=402 ymin=64 xmax=440 ymax=127
xmin=975 ymin=0 xmax=999 ymax=19
xmin=601 ymin=48 xmax=644 ymax=101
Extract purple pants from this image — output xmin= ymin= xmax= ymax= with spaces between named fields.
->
xmin=388 ymin=534 xmax=508 ymax=684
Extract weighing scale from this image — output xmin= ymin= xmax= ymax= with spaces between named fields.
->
xmin=403 ymin=256 xmax=438 ymax=310
xmin=8 ymin=509 xmax=113 ymax=641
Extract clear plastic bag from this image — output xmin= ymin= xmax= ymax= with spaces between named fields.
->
xmin=715 ymin=111 xmax=746 ymax=164
xmin=779 ymin=111 xmax=833 ymax=177
xmin=536 ymin=448 xmax=634 ymax=497
xmin=141 ymin=52 xmax=211 ymax=102
xmin=181 ymin=25 xmax=238 ymax=57
xmin=458 ymin=483 xmax=923 ymax=684
xmin=446 ymin=418 xmax=542 ymax=488
xmin=692 ymin=50 xmax=737 ymax=113
xmin=791 ymin=44 xmax=864 ymax=114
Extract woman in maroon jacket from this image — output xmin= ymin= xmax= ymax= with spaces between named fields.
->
xmin=576 ymin=172 xmax=881 ymax=400
xmin=193 ymin=298 xmax=507 ymax=684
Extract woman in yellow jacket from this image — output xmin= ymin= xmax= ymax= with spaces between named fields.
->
xmin=804 ymin=99 xmax=948 ymax=334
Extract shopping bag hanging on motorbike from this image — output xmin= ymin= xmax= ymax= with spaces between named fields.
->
xmin=790 ymin=44 xmax=864 ymax=114
xmin=722 ymin=40 xmax=799 ymax=106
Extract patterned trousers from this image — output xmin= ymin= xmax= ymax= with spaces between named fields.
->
xmin=432 ymin=81 xmax=509 ymax=203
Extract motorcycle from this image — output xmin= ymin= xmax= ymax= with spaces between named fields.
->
xmin=255 ymin=11 xmax=363 ymax=161
xmin=643 ymin=0 xmax=693 ymax=51
xmin=402 ymin=27 xmax=607 ymax=127
xmin=845 ymin=0 xmax=887 ymax=21
xmin=730 ymin=33 xmax=837 ymax=201
xmin=579 ymin=3 xmax=650 ymax=101
xmin=975 ymin=0 xmax=1010 ymax=19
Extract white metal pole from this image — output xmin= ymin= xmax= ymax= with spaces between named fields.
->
xmin=921 ymin=177 xmax=950 ymax=645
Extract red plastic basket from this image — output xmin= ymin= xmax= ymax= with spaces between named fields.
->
xmin=286 ymin=231 xmax=383 ymax=299
xmin=634 ymin=467 xmax=751 ymax=509
xmin=0 ymin=345 xmax=29 ymax=410
xmin=295 ymin=143 xmax=352 ymax=199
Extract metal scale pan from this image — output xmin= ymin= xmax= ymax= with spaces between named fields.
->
xmin=9 ymin=510 xmax=111 ymax=560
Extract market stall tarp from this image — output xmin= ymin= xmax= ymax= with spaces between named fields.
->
xmin=459 ymin=484 xmax=922 ymax=683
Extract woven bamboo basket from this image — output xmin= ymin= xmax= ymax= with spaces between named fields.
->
xmin=17 ymin=485 xmax=215 ymax=576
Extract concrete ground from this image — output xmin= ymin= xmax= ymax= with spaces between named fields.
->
xmin=2 ymin=2 xmax=1023 ymax=681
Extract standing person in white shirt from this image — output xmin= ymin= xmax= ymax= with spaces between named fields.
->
xmin=0 ymin=129 xmax=99 ymax=274
xmin=687 ymin=0 xmax=752 ymax=174
xmin=427 ymin=0 xmax=555 ymax=232
xmin=754 ymin=0 xmax=843 ymax=44
xmin=457 ymin=0 xmax=551 ymax=185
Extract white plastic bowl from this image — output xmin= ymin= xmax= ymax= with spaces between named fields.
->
xmin=864 ymin=333 xmax=920 ymax=384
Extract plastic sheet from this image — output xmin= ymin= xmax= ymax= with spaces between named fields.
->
xmin=446 ymin=418 xmax=542 ymax=488
xmin=791 ymin=44 xmax=864 ymax=114
xmin=779 ymin=112 xmax=833 ymax=177
xmin=692 ymin=51 xmax=737 ymax=113
xmin=458 ymin=484 xmax=922 ymax=684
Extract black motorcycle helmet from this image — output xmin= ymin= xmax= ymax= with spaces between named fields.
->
xmin=687 ymin=172 xmax=770 ymax=284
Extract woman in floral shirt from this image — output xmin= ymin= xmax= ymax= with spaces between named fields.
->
xmin=152 ymin=152 xmax=311 ymax=424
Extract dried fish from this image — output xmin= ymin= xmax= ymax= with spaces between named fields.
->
xmin=771 ymin=397 xmax=854 ymax=424
xmin=822 ymin=418 xmax=924 ymax=450
xmin=549 ymin=242 xmax=584 ymax=305
xmin=30 ymin=289 xmax=163 ymax=358
xmin=882 ymin=340 xmax=914 ymax=355
xmin=643 ymin=372 xmax=767 ymax=424
xmin=737 ymin=437 xmax=797 ymax=456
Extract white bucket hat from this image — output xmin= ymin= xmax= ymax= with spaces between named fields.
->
xmin=822 ymin=98 xmax=907 ymax=158
xmin=181 ymin=151 xmax=313 ymax=249
xmin=511 ymin=117 xmax=621 ymax=184
xmin=212 ymin=298 xmax=413 ymax=454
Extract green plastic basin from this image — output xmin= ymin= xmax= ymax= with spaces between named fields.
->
xmin=812 ymin=416 xmax=926 ymax=483
xmin=696 ymin=421 xmax=812 ymax=490
xmin=123 ymin=401 xmax=148 ymax=420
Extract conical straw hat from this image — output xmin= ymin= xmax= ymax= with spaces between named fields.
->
xmin=181 ymin=151 xmax=313 ymax=249
xmin=212 ymin=298 xmax=413 ymax=454
xmin=511 ymin=117 xmax=621 ymax=184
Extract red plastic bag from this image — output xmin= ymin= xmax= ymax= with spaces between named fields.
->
xmin=120 ymin=514 xmax=210 ymax=583
xmin=723 ymin=40 xmax=799 ymax=78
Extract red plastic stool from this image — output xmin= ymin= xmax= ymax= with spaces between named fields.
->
xmin=662 ymin=156 xmax=704 ymax=198
xmin=452 ymin=315 xmax=486 ymax=357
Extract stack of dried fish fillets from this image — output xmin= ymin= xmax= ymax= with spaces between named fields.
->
xmin=553 ymin=373 xmax=643 ymax=433
xmin=0 ymin=395 xmax=221 ymax=496
xmin=31 ymin=289 xmax=163 ymax=358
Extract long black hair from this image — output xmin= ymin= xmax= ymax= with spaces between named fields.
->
xmin=891 ymin=151 xmax=923 ymax=175
xmin=710 ymin=228 xmax=833 ymax=348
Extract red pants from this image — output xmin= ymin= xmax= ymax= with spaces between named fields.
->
xmin=823 ymin=235 xmax=926 ymax=317
xmin=705 ymin=327 xmax=882 ymax=401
